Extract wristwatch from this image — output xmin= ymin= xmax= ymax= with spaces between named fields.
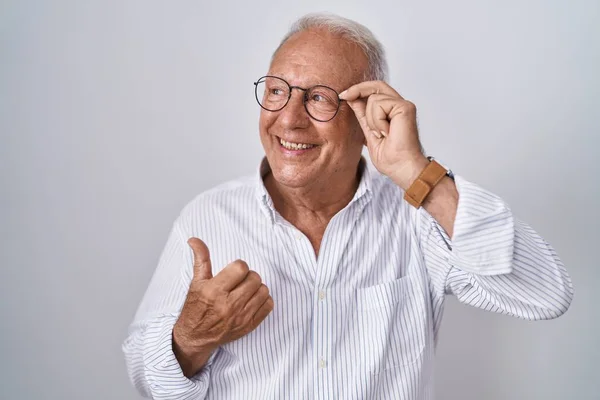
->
xmin=427 ymin=156 xmax=454 ymax=181
xmin=403 ymin=156 xmax=453 ymax=208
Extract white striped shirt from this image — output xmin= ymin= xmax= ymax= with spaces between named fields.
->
xmin=123 ymin=158 xmax=573 ymax=400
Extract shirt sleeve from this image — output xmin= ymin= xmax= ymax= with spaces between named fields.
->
xmin=122 ymin=216 xmax=214 ymax=399
xmin=419 ymin=175 xmax=574 ymax=320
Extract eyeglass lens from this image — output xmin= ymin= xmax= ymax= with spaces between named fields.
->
xmin=254 ymin=76 xmax=340 ymax=122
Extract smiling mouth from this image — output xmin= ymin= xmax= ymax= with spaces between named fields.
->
xmin=278 ymin=137 xmax=317 ymax=151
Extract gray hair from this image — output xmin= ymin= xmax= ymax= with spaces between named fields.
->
xmin=272 ymin=13 xmax=389 ymax=82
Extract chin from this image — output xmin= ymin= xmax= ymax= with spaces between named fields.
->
xmin=269 ymin=162 xmax=316 ymax=188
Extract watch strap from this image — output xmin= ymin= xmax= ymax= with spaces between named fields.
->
xmin=403 ymin=160 xmax=448 ymax=208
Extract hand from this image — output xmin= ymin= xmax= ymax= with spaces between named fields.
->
xmin=173 ymin=237 xmax=274 ymax=377
xmin=339 ymin=81 xmax=429 ymax=190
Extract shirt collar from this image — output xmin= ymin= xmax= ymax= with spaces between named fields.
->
xmin=254 ymin=156 xmax=373 ymax=223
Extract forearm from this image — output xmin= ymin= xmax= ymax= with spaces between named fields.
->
xmin=419 ymin=176 xmax=573 ymax=320
xmin=445 ymin=219 xmax=573 ymax=319
xmin=122 ymin=218 xmax=213 ymax=398
xmin=392 ymin=156 xmax=458 ymax=238
xmin=421 ymin=176 xmax=458 ymax=238
xmin=123 ymin=317 xmax=213 ymax=399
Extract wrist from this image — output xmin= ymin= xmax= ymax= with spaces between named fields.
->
xmin=390 ymin=155 xmax=429 ymax=190
xmin=172 ymin=323 xmax=217 ymax=378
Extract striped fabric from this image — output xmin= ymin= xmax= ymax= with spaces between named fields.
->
xmin=123 ymin=158 xmax=573 ymax=400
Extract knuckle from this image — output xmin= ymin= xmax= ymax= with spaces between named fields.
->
xmin=198 ymin=282 xmax=218 ymax=299
xmin=259 ymin=284 xmax=270 ymax=296
xmin=232 ymin=259 xmax=250 ymax=275
xmin=247 ymin=270 xmax=262 ymax=284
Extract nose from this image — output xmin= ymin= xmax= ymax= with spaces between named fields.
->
xmin=277 ymin=89 xmax=310 ymax=129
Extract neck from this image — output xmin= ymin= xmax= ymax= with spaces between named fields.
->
xmin=264 ymin=163 xmax=362 ymax=225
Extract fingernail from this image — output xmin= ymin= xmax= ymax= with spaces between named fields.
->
xmin=338 ymin=90 xmax=348 ymax=99
xmin=380 ymin=130 xmax=387 ymax=137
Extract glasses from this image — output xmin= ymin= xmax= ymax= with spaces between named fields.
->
xmin=253 ymin=75 xmax=343 ymax=122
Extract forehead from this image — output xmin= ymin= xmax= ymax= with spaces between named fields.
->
xmin=269 ymin=28 xmax=368 ymax=90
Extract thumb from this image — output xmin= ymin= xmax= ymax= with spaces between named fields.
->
xmin=187 ymin=237 xmax=213 ymax=281
xmin=346 ymin=98 xmax=367 ymax=121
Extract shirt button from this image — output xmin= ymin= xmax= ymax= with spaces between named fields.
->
xmin=319 ymin=359 xmax=326 ymax=369
xmin=318 ymin=290 xmax=326 ymax=300
xmin=295 ymin=232 xmax=302 ymax=240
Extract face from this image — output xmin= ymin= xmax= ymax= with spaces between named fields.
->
xmin=259 ymin=28 xmax=368 ymax=189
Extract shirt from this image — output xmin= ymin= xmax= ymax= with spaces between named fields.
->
xmin=122 ymin=158 xmax=573 ymax=400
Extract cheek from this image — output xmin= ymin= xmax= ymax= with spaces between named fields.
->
xmin=345 ymin=115 xmax=365 ymax=144
xmin=351 ymin=122 xmax=365 ymax=143
xmin=334 ymin=112 xmax=363 ymax=143
xmin=320 ymin=126 xmax=360 ymax=152
xmin=259 ymin=111 xmax=274 ymax=134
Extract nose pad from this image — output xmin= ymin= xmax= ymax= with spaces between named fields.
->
xmin=286 ymin=89 xmax=307 ymax=111
xmin=278 ymin=89 xmax=310 ymax=126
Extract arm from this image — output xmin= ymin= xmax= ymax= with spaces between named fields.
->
xmin=122 ymin=218 xmax=214 ymax=399
xmin=339 ymin=80 xmax=572 ymax=318
xmin=417 ymin=175 xmax=573 ymax=320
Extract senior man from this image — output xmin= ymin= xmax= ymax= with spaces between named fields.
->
xmin=123 ymin=13 xmax=573 ymax=400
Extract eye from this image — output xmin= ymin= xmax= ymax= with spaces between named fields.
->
xmin=269 ymin=87 xmax=288 ymax=96
xmin=309 ymin=87 xmax=337 ymax=104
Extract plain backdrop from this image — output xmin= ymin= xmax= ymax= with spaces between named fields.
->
xmin=1 ymin=1 xmax=599 ymax=399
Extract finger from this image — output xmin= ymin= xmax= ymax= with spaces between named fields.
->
xmin=229 ymin=270 xmax=263 ymax=305
xmin=363 ymin=127 xmax=383 ymax=150
xmin=187 ymin=237 xmax=213 ymax=281
xmin=346 ymin=99 xmax=370 ymax=134
xmin=346 ymin=97 xmax=385 ymax=147
xmin=242 ymin=284 xmax=270 ymax=314
xmin=366 ymin=94 xmax=391 ymax=137
xmin=339 ymin=81 xmax=400 ymax=102
xmin=346 ymin=98 xmax=383 ymax=147
xmin=212 ymin=259 xmax=250 ymax=292
xmin=250 ymin=296 xmax=274 ymax=327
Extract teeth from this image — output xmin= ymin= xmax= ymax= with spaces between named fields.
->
xmin=280 ymin=138 xmax=315 ymax=150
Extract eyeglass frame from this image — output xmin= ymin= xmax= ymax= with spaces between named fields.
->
xmin=253 ymin=75 xmax=345 ymax=122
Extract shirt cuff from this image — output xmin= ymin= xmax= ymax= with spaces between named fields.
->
xmin=142 ymin=315 xmax=212 ymax=399
xmin=434 ymin=175 xmax=515 ymax=276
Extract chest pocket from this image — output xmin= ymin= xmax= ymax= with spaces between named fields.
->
xmin=355 ymin=275 xmax=426 ymax=373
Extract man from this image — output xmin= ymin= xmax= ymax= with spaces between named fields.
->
xmin=123 ymin=13 xmax=573 ymax=400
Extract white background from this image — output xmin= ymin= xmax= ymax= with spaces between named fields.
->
xmin=1 ymin=1 xmax=598 ymax=399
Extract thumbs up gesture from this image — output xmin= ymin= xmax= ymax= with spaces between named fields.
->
xmin=173 ymin=238 xmax=274 ymax=377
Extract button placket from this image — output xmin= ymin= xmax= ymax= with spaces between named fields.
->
xmin=312 ymin=203 xmax=367 ymax=398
